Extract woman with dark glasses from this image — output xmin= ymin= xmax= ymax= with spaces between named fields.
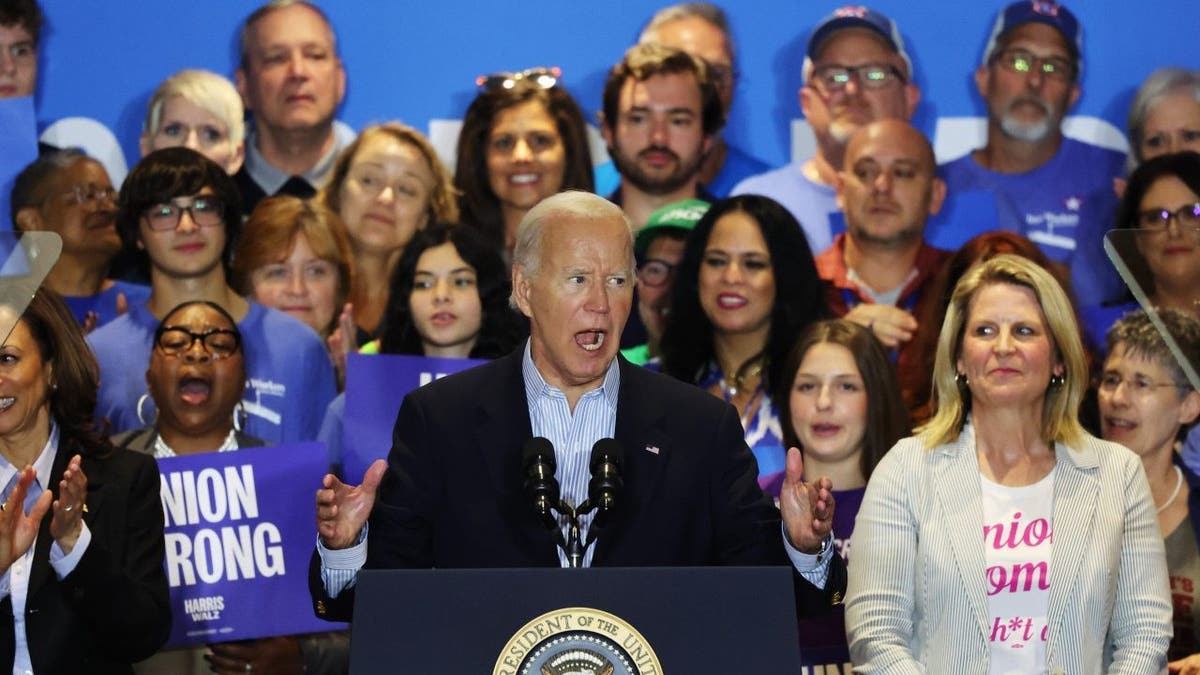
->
xmin=454 ymin=67 xmax=595 ymax=258
xmin=113 ymin=300 xmax=257 ymax=458
xmin=118 ymin=300 xmax=349 ymax=674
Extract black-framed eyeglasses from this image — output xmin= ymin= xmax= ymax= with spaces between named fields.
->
xmin=154 ymin=326 xmax=241 ymax=360
xmin=1136 ymin=203 xmax=1200 ymax=231
xmin=142 ymin=196 xmax=226 ymax=231
xmin=476 ymin=66 xmax=561 ymax=91
xmin=811 ymin=63 xmax=905 ymax=93
xmin=637 ymin=259 xmax=677 ymax=288
xmin=991 ymin=48 xmax=1075 ymax=82
xmin=51 ymin=184 xmax=118 ymax=207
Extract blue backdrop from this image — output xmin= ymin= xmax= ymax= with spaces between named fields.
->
xmin=30 ymin=0 xmax=1200 ymax=177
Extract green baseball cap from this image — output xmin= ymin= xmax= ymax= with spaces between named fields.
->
xmin=635 ymin=198 xmax=710 ymax=258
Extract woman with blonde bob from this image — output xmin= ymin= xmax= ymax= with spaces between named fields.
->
xmin=140 ymin=69 xmax=245 ymax=175
xmin=319 ymin=123 xmax=458 ymax=343
xmin=846 ymin=254 xmax=1171 ymax=671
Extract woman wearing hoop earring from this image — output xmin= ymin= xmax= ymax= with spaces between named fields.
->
xmin=114 ymin=301 xmax=262 ymax=457
xmin=846 ymin=255 xmax=1171 ymax=670
xmin=117 ymin=300 xmax=348 ymax=673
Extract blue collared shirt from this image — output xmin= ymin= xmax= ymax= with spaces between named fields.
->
xmin=320 ymin=343 xmax=829 ymax=592
xmin=242 ymin=128 xmax=345 ymax=197
xmin=522 ymin=340 xmax=620 ymax=568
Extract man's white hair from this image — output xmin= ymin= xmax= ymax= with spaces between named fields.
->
xmin=510 ymin=191 xmax=634 ymax=305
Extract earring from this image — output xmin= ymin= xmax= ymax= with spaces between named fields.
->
xmin=1049 ymin=373 xmax=1065 ymax=388
xmin=955 ymin=372 xmax=968 ymax=386
xmin=232 ymin=401 xmax=247 ymax=432
xmin=136 ymin=393 xmax=157 ymax=426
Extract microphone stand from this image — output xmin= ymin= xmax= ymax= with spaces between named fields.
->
xmin=558 ymin=499 xmax=588 ymax=569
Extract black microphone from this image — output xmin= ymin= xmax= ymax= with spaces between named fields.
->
xmin=522 ymin=437 xmax=560 ymax=530
xmin=587 ymin=438 xmax=624 ymax=515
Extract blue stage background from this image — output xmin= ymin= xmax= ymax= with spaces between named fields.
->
xmin=30 ymin=1 xmax=1200 ymax=176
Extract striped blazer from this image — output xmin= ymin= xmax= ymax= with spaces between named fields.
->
xmin=845 ymin=425 xmax=1171 ymax=674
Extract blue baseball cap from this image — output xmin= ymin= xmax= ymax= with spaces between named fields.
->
xmin=982 ymin=0 xmax=1083 ymax=65
xmin=806 ymin=6 xmax=912 ymax=76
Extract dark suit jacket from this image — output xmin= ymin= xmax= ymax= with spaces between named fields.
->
xmin=0 ymin=435 xmax=170 ymax=674
xmin=311 ymin=351 xmax=845 ymax=621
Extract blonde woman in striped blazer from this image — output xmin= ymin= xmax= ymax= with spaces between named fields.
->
xmin=845 ymin=255 xmax=1171 ymax=673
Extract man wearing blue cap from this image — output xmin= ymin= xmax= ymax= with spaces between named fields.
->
xmin=931 ymin=0 xmax=1125 ymax=289
xmin=732 ymin=6 xmax=919 ymax=254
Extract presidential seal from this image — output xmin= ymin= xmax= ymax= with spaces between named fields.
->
xmin=493 ymin=607 xmax=663 ymax=675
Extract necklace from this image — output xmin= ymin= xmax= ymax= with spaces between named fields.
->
xmin=1157 ymin=465 xmax=1184 ymax=514
xmin=722 ymin=359 xmax=765 ymax=398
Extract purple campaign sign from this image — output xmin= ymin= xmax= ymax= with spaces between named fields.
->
xmin=342 ymin=353 xmax=486 ymax=483
xmin=157 ymin=442 xmax=344 ymax=647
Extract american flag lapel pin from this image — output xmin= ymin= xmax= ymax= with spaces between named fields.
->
xmin=645 ymin=445 xmax=660 ymax=455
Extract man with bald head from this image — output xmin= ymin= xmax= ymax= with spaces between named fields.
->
xmin=733 ymin=6 xmax=919 ymax=252
xmin=310 ymin=191 xmax=845 ymax=623
xmin=817 ymin=119 xmax=949 ymax=409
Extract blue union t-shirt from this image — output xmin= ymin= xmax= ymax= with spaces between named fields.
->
xmin=929 ymin=137 xmax=1125 ymax=261
xmin=86 ymin=300 xmax=336 ymax=444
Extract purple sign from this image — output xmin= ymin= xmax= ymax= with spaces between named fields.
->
xmin=157 ymin=442 xmax=344 ymax=647
xmin=342 ymin=353 xmax=486 ymax=483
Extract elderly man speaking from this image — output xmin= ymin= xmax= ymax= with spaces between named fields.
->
xmin=309 ymin=191 xmax=845 ymax=621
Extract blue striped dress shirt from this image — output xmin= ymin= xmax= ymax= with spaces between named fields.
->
xmin=522 ymin=340 xmax=620 ymax=568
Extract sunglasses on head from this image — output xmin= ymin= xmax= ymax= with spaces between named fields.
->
xmin=475 ymin=66 xmax=561 ymax=91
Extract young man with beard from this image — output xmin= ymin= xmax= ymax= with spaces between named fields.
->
xmin=634 ymin=3 xmax=768 ymax=197
xmin=234 ymin=0 xmax=348 ymax=215
xmin=599 ymin=43 xmax=722 ymax=230
xmin=933 ymin=0 xmax=1124 ymax=268
xmin=817 ymin=119 xmax=949 ymax=409
xmin=733 ymin=6 xmax=919 ymax=254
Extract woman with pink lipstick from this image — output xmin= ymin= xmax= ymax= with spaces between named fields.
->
xmin=117 ymin=300 xmax=348 ymax=675
xmin=1098 ymin=308 xmax=1200 ymax=668
xmin=846 ymin=254 xmax=1171 ymax=671
xmin=320 ymin=123 xmax=458 ymax=343
xmin=454 ymin=68 xmax=594 ymax=258
xmin=772 ymin=319 xmax=907 ymax=669
xmin=232 ymin=196 xmax=353 ymax=340
xmin=660 ymin=195 xmax=828 ymax=494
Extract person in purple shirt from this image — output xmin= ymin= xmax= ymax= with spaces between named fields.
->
xmin=768 ymin=318 xmax=908 ymax=669
xmin=87 ymin=147 xmax=335 ymax=444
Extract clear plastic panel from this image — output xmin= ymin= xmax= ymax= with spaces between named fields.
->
xmin=0 ymin=232 xmax=61 ymax=343
xmin=1104 ymin=227 xmax=1200 ymax=391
